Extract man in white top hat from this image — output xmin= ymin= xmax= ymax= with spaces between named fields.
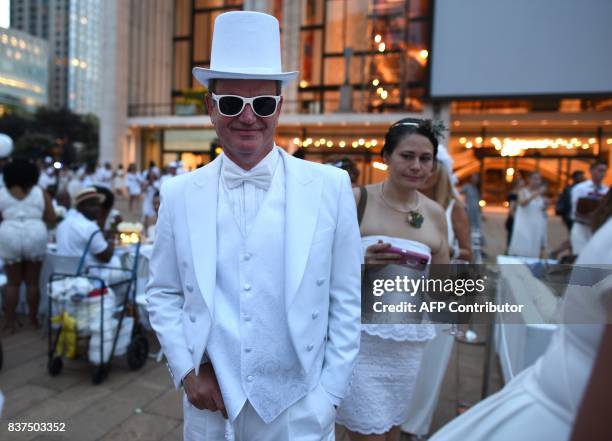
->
xmin=146 ymin=11 xmax=362 ymax=441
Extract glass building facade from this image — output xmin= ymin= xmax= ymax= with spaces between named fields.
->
xmin=0 ymin=27 xmax=48 ymax=111
xmin=11 ymin=0 xmax=102 ymax=116
xmin=67 ymin=0 xmax=101 ymax=114
xmin=297 ymin=0 xmax=431 ymax=113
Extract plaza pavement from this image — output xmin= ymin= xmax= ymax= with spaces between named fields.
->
xmin=0 ymin=206 xmax=568 ymax=440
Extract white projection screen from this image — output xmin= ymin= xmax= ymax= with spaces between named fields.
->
xmin=430 ymin=0 xmax=612 ymax=98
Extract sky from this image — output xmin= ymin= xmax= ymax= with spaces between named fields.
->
xmin=0 ymin=0 xmax=9 ymax=28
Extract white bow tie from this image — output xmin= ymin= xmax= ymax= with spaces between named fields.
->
xmin=224 ymin=166 xmax=272 ymax=190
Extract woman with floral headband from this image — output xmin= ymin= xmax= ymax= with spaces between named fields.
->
xmin=336 ymin=118 xmax=450 ymax=441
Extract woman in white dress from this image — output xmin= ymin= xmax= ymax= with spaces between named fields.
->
xmin=336 ymin=118 xmax=450 ymax=441
xmin=508 ymin=171 xmax=548 ymax=257
xmin=141 ymin=170 xmax=160 ymax=225
xmin=126 ymin=163 xmax=142 ymax=214
xmin=113 ymin=164 xmax=126 ymax=198
xmin=0 ymin=159 xmax=56 ymax=331
xmin=430 ymin=189 xmax=612 ymax=441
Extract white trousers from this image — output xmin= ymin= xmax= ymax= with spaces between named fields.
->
xmin=183 ymin=383 xmax=336 ymax=441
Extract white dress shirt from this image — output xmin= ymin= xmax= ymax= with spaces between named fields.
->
xmin=56 ymin=211 xmax=108 ymax=267
xmin=221 ymin=147 xmax=280 ymax=237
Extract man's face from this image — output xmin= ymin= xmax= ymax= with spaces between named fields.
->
xmin=573 ymin=172 xmax=585 ymax=184
xmin=206 ymin=79 xmax=282 ymax=170
xmin=78 ymin=199 xmax=101 ymax=221
xmin=590 ymin=164 xmax=608 ymax=185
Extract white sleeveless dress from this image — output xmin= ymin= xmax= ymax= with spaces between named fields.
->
xmin=430 ymin=218 xmax=612 ymax=441
xmin=0 ymin=186 xmax=48 ymax=263
xmin=336 ymin=235 xmax=435 ymax=434
xmin=508 ymin=189 xmax=547 ymax=257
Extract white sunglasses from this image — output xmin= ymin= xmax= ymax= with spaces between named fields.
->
xmin=211 ymin=93 xmax=281 ymax=118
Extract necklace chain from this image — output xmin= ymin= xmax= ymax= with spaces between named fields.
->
xmin=379 ymin=183 xmax=420 ymax=213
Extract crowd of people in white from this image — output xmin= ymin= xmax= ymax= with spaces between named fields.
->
xmin=33 ymin=157 xmax=187 ymax=223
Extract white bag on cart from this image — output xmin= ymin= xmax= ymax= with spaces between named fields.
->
xmin=88 ymin=316 xmax=134 ymax=364
xmin=49 ymin=277 xmax=117 ymax=336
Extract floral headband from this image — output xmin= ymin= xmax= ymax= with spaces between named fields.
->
xmin=391 ymin=119 xmax=447 ymax=139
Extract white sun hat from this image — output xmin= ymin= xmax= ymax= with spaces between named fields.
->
xmin=192 ymin=11 xmax=298 ymax=87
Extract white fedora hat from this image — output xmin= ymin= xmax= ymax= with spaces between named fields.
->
xmin=192 ymin=11 xmax=298 ymax=87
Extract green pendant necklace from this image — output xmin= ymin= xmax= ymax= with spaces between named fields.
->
xmin=379 ymin=183 xmax=425 ymax=228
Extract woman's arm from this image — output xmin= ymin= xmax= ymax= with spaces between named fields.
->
xmin=451 ymin=201 xmax=472 ymax=262
xmin=518 ymin=188 xmax=541 ymax=206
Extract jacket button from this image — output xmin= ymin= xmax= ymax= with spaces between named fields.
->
xmin=316 ymin=278 xmax=325 ymax=286
xmin=186 ymin=284 xmax=194 ymax=292
xmin=243 ymin=283 xmax=252 ymax=291
xmin=188 ymin=345 xmax=194 ymax=353
xmin=312 ymin=311 xmax=319 ymax=319
xmin=306 ymin=344 xmax=314 ymax=351
xmin=246 ymin=375 xmax=254 ymax=382
xmin=190 ymin=314 xmax=196 ymax=323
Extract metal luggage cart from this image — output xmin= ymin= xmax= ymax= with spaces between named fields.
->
xmin=46 ymin=232 xmax=149 ymax=384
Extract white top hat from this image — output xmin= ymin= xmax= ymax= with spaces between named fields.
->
xmin=192 ymin=11 xmax=298 ymax=87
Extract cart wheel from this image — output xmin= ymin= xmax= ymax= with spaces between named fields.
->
xmin=92 ymin=365 xmax=107 ymax=385
xmin=47 ymin=356 xmax=63 ymax=376
xmin=127 ymin=335 xmax=149 ymax=370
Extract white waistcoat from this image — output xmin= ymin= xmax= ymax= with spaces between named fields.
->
xmin=207 ymin=158 xmax=317 ymax=424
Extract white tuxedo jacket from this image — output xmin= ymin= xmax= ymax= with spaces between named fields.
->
xmin=146 ymin=149 xmax=362 ymax=403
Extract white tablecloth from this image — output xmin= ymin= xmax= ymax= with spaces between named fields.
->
xmin=494 ymin=255 xmax=558 ymax=383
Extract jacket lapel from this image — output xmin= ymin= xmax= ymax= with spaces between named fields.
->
xmin=186 ymin=156 xmax=222 ymax=312
xmin=283 ymin=150 xmax=323 ymax=310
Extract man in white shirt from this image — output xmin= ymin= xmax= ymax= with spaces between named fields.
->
xmin=56 ymin=187 xmax=114 ymax=269
xmin=146 ymin=11 xmax=361 ymax=441
xmin=570 ymin=161 xmax=609 ymax=254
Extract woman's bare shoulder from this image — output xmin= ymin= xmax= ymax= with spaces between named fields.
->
xmin=353 ymin=183 xmax=380 ymax=202
xmin=419 ymin=192 xmax=445 ymax=216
